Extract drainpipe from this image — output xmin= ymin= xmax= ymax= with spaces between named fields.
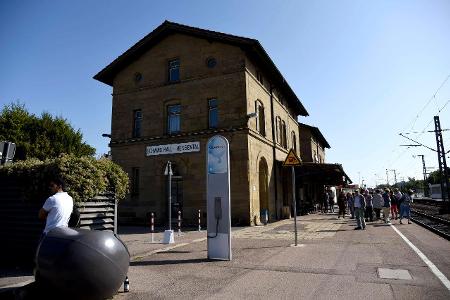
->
xmin=270 ymin=84 xmax=279 ymax=219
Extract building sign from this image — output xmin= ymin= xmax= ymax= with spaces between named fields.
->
xmin=146 ymin=141 xmax=200 ymax=156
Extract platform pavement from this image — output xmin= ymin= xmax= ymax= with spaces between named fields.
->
xmin=115 ymin=213 xmax=450 ymax=300
xmin=2 ymin=213 xmax=450 ymax=299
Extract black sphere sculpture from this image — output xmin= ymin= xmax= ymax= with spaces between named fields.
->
xmin=35 ymin=227 xmax=130 ymax=300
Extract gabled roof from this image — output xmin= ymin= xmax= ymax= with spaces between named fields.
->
xmin=93 ymin=20 xmax=308 ymax=116
xmin=298 ymin=123 xmax=331 ymax=149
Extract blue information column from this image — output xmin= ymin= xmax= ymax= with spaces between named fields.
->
xmin=206 ymin=135 xmax=232 ymax=260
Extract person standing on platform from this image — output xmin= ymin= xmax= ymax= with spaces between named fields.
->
xmin=322 ymin=188 xmax=329 ymax=213
xmin=353 ymin=189 xmax=366 ymax=230
xmin=364 ymin=189 xmax=373 ymax=222
xmin=372 ymin=189 xmax=383 ymax=221
xmin=337 ymin=190 xmax=346 ymax=218
xmin=399 ymin=190 xmax=414 ymax=224
xmin=392 ymin=188 xmax=402 ymax=220
xmin=346 ymin=192 xmax=354 ymax=219
xmin=328 ymin=188 xmax=335 ymax=213
xmin=382 ymin=188 xmax=392 ymax=224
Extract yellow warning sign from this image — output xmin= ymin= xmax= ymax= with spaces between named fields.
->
xmin=283 ymin=149 xmax=301 ymax=167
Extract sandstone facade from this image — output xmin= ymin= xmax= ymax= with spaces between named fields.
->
xmin=95 ymin=22 xmax=308 ymax=226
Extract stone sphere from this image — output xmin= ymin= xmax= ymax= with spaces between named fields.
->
xmin=35 ymin=227 xmax=129 ymax=300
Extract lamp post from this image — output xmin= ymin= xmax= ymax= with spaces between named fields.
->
xmin=101 ymin=133 xmax=112 ymax=159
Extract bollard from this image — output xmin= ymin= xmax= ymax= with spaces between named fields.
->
xmin=263 ymin=209 xmax=268 ymax=225
xmin=177 ymin=211 xmax=182 ymax=236
xmin=124 ymin=276 xmax=130 ymax=292
xmin=198 ymin=209 xmax=201 ymax=232
xmin=150 ymin=212 xmax=155 ymax=243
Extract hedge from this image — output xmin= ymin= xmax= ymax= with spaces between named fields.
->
xmin=0 ymin=154 xmax=129 ymax=203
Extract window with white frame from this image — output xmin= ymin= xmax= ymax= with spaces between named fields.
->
xmin=132 ymin=109 xmax=142 ymax=138
xmin=255 ymin=100 xmax=266 ymax=136
xmin=208 ymin=98 xmax=218 ymax=128
xmin=168 ymin=59 xmax=180 ymax=82
xmin=167 ymin=104 xmax=181 ymax=134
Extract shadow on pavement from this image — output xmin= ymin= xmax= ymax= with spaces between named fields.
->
xmin=131 ymin=258 xmax=211 ymax=266
xmin=241 ymin=245 xmax=288 ymax=250
xmin=372 ymin=223 xmax=392 ymax=227
xmin=155 ymin=250 xmax=191 ymax=254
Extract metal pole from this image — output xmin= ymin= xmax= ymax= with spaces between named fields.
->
xmin=151 ymin=212 xmax=154 ymax=243
xmin=392 ymin=169 xmax=397 ymax=184
xmin=292 ymin=166 xmax=298 ymax=246
xmin=198 ymin=209 xmax=201 ymax=232
xmin=433 ymin=116 xmax=450 ymax=207
xmin=178 ymin=210 xmax=181 ymax=236
xmin=168 ymin=161 xmax=172 ymax=231
xmin=418 ymin=155 xmax=428 ymax=196
xmin=386 ymin=169 xmax=389 ymax=186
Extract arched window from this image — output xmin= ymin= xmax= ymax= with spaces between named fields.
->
xmin=291 ymin=131 xmax=297 ymax=153
xmin=275 ymin=116 xmax=281 ymax=144
xmin=255 ymin=100 xmax=266 ymax=136
xmin=281 ymin=120 xmax=287 ymax=149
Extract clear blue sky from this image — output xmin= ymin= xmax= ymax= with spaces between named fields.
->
xmin=1 ymin=0 xmax=450 ymax=187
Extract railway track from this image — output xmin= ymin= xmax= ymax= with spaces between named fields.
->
xmin=411 ymin=210 xmax=450 ymax=241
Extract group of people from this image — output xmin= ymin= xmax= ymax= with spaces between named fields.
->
xmin=323 ymin=187 xmax=414 ymax=230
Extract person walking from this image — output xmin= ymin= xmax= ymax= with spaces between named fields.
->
xmin=363 ymin=189 xmax=373 ymax=222
xmin=399 ymin=190 xmax=414 ymax=224
xmin=382 ymin=188 xmax=392 ymax=224
xmin=346 ymin=192 xmax=354 ymax=219
xmin=353 ymin=189 xmax=366 ymax=230
xmin=372 ymin=189 xmax=383 ymax=221
xmin=337 ymin=190 xmax=346 ymax=218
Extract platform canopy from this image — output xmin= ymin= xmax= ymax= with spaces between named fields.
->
xmin=294 ymin=162 xmax=352 ymax=186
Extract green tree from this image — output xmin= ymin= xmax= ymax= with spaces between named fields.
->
xmin=0 ymin=102 xmax=95 ymax=160
xmin=427 ymin=168 xmax=450 ymax=185
xmin=402 ymin=177 xmax=424 ymax=192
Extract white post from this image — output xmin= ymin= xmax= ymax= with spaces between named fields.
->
xmin=292 ymin=166 xmax=298 ymax=246
xmin=150 ymin=212 xmax=154 ymax=243
xmin=178 ymin=210 xmax=182 ymax=236
xmin=198 ymin=209 xmax=202 ymax=231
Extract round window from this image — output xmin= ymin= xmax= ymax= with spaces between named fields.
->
xmin=206 ymin=57 xmax=217 ymax=68
xmin=134 ymin=72 xmax=142 ymax=83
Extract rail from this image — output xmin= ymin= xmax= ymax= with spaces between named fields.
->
xmin=411 ymin=210 xmax=450 ymax=241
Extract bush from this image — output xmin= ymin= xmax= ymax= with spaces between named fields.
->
xmin=0 ymin=154 xmax=129 ymax=202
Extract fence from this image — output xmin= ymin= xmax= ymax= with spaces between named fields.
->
xmin=0 ymin=177 xmax=117 ymax=266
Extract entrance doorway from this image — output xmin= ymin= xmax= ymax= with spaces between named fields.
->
xmin=170 ymin=176 xmax=183 ymax=220
xmin=259 ymin=158 xmax=269 ymax=221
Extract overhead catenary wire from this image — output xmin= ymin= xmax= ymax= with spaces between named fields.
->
xmin=386 ymin=75 xmax=450 ymax=173
xmin=401 ymin=74 xmax=450 ymax=133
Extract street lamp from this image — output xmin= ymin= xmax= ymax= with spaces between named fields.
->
xmin=101 ymin=133 xmax=112 ymax=159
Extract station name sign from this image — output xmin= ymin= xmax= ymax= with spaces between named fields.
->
xmin=146 ymin=141 xmax=200 ymax=156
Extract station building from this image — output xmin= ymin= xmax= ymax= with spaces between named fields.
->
xmin=94 ymin=21 xmax=313 ymax=226
xmin=296 ymin=123 xmax=351 ymax=213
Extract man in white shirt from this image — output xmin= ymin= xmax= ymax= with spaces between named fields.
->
xmin=38 ymin=178 xmax=73 ymax=234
